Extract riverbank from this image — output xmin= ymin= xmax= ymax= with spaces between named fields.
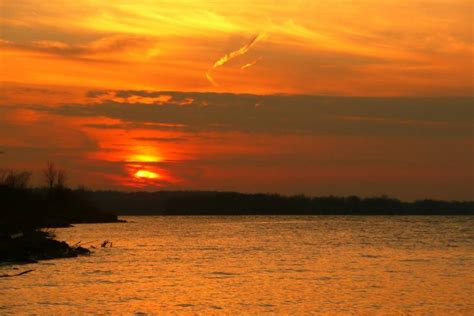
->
xmin=0 ymin=216 xmax=124 ymax=265
xmin=0 ymin=168 xmax=123 ymax=265
xmin=0 ymin=230 xmax=90 ymax=265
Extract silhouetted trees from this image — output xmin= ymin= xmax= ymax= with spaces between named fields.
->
xmin=87 ymin=190 xmax=474 ymax=216
xmin=0 ymin=169 xmax=32 ymax=189
xmin=0 ymin=169 xmax=40 ymax=233
xmin=1 ymin=164 xmax=472 ymax=234
xmin=0 ymin=165 xmax=116 ymax=264
xmin=0 ymin=165 xmax=118 ymax=235
xmin=43 ymin=162 xmax=67 ymax=192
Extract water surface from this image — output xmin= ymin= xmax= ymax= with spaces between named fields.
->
xmin=1 ymin=216 xmax=473 ymax=314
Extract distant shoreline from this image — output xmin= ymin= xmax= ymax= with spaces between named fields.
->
xmin=115 ymin=213 xmax=474 ymax=216
xmin=87 ymin=190 xmax=474 ymax=216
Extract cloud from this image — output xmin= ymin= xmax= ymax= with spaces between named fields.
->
xmin=205 ymin=72 xmax=218 ymax=87
xmin=212 ymin=34 xmax=265 ymax=69
xmin=206 ymin=33 xmax=266 ymax=85
xmin=2 ymin=1 xmax=472 ymax=96
xmin=81 ymin=123 xmax=130 ymax=130
xmin=241 ymin=57 xmax=262 ymax=70
xmin=87 ymin=90 xmax=194 ymax=106
xmin=37 ymin=91 xmax=474 ymax=138
xmin=132 ymin=137 xmax=186 ymax=143
xmin=82 ymin=122 xmax=185 ymax=131
xmin=0 ymin=35 xmax=160 ymax=62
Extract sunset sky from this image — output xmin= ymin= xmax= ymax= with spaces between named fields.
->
xmin=1 ymin=0 xmax=473 ymax=199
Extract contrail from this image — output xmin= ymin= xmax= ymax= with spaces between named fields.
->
xmin=206 ymin=33 xmax=266 ymax=86
xmin=206 ymin=72 xmax=218 ymax=86
xmin=212 ymin=34 xmax=264 ymax=68
xmin=241 ymin=57 xmax=262 ymax=70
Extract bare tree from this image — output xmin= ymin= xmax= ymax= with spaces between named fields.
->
xmin=43 ymin=162 xmax=68 ymax=191
xmin=43 ymin=162 xmax=58 ymax=190
xmin=0 ymin=169 xmax=8 ymax=184
xmin=56 ymin=170 xmax=67 ymax=189
xmin=0 ymin=169 xmax=32 ymax=189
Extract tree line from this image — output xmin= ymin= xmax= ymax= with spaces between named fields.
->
xmin=0 ymin=163 xmax=117 ymax=235
xmin=1 ymin=164 xmax=472 ymax=229
xmin=88 ymin=191 xmax=474 ymax=216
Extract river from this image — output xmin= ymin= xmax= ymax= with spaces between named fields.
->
xmin=1 ymin=216 xmax=473 ymax=314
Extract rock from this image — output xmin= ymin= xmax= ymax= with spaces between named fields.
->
xmin=0 ymin=230 xmax=90 ymax=264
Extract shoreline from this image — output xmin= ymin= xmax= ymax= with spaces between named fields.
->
xmin=0 ymin=219 xmax=124 ymax=266
xmin=0 ymin=230 xmax=90 ymax=265
xmin=111 ymin=212 xmax=474 ymax=216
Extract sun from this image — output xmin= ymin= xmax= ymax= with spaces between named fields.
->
xmin=134 ymin=170 xmax=159 ymax=179
xmin=127 ymin=154 xmax=162 ymax=163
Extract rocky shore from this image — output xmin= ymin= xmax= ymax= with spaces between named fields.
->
xmin=0 ymin=167 xmax=123 ymax=265
xmin=0 ymin=230 xmax=90 ymax=265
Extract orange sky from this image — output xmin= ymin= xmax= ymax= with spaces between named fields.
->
xmin=1 ymin=0 xmax=472 ymax=95
xmin=0 ymin=1 xmax=473 ymax=199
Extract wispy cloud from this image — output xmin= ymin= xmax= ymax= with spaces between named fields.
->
xmin=0 ymin=35 xmax=160 ymax=63
xmin=133 ymin=137 xmax=186 ymax=143
xmin=205 ymin=72 xmax=218 ymax=87
xmin=206 ymin=33 xmax=266 ymax=86
xmin=212 ymin=34 xmax=265 ymax=68
xmin=241 ymin=57 xmax=263 ymax=70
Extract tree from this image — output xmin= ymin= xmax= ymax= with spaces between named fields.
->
xmin=56 ymin=170 xmax=67 ymax=189
xmin=0 ymin=169 xmax=32 ymax=189
xmin=42 ymin=162 xmax=67 ymax=191
xmin=43 ymin=162 xmax=57 ymax=191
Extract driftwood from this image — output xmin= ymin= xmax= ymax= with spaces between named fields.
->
xmin=101 ymin=240 xmax=112 ymax=248
xmin=71 ymin=240 xmax=100 ymax=249
xmin=0 ymin=269 xmax=34 ymax=278
xmin=80 ymin=240 xmax=99 ymax=246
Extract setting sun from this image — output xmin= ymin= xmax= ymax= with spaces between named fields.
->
xmin=134 ymin=170 xmax=159 ymax=179
xmin=127 ymin=154 xmax=162 ymax=163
